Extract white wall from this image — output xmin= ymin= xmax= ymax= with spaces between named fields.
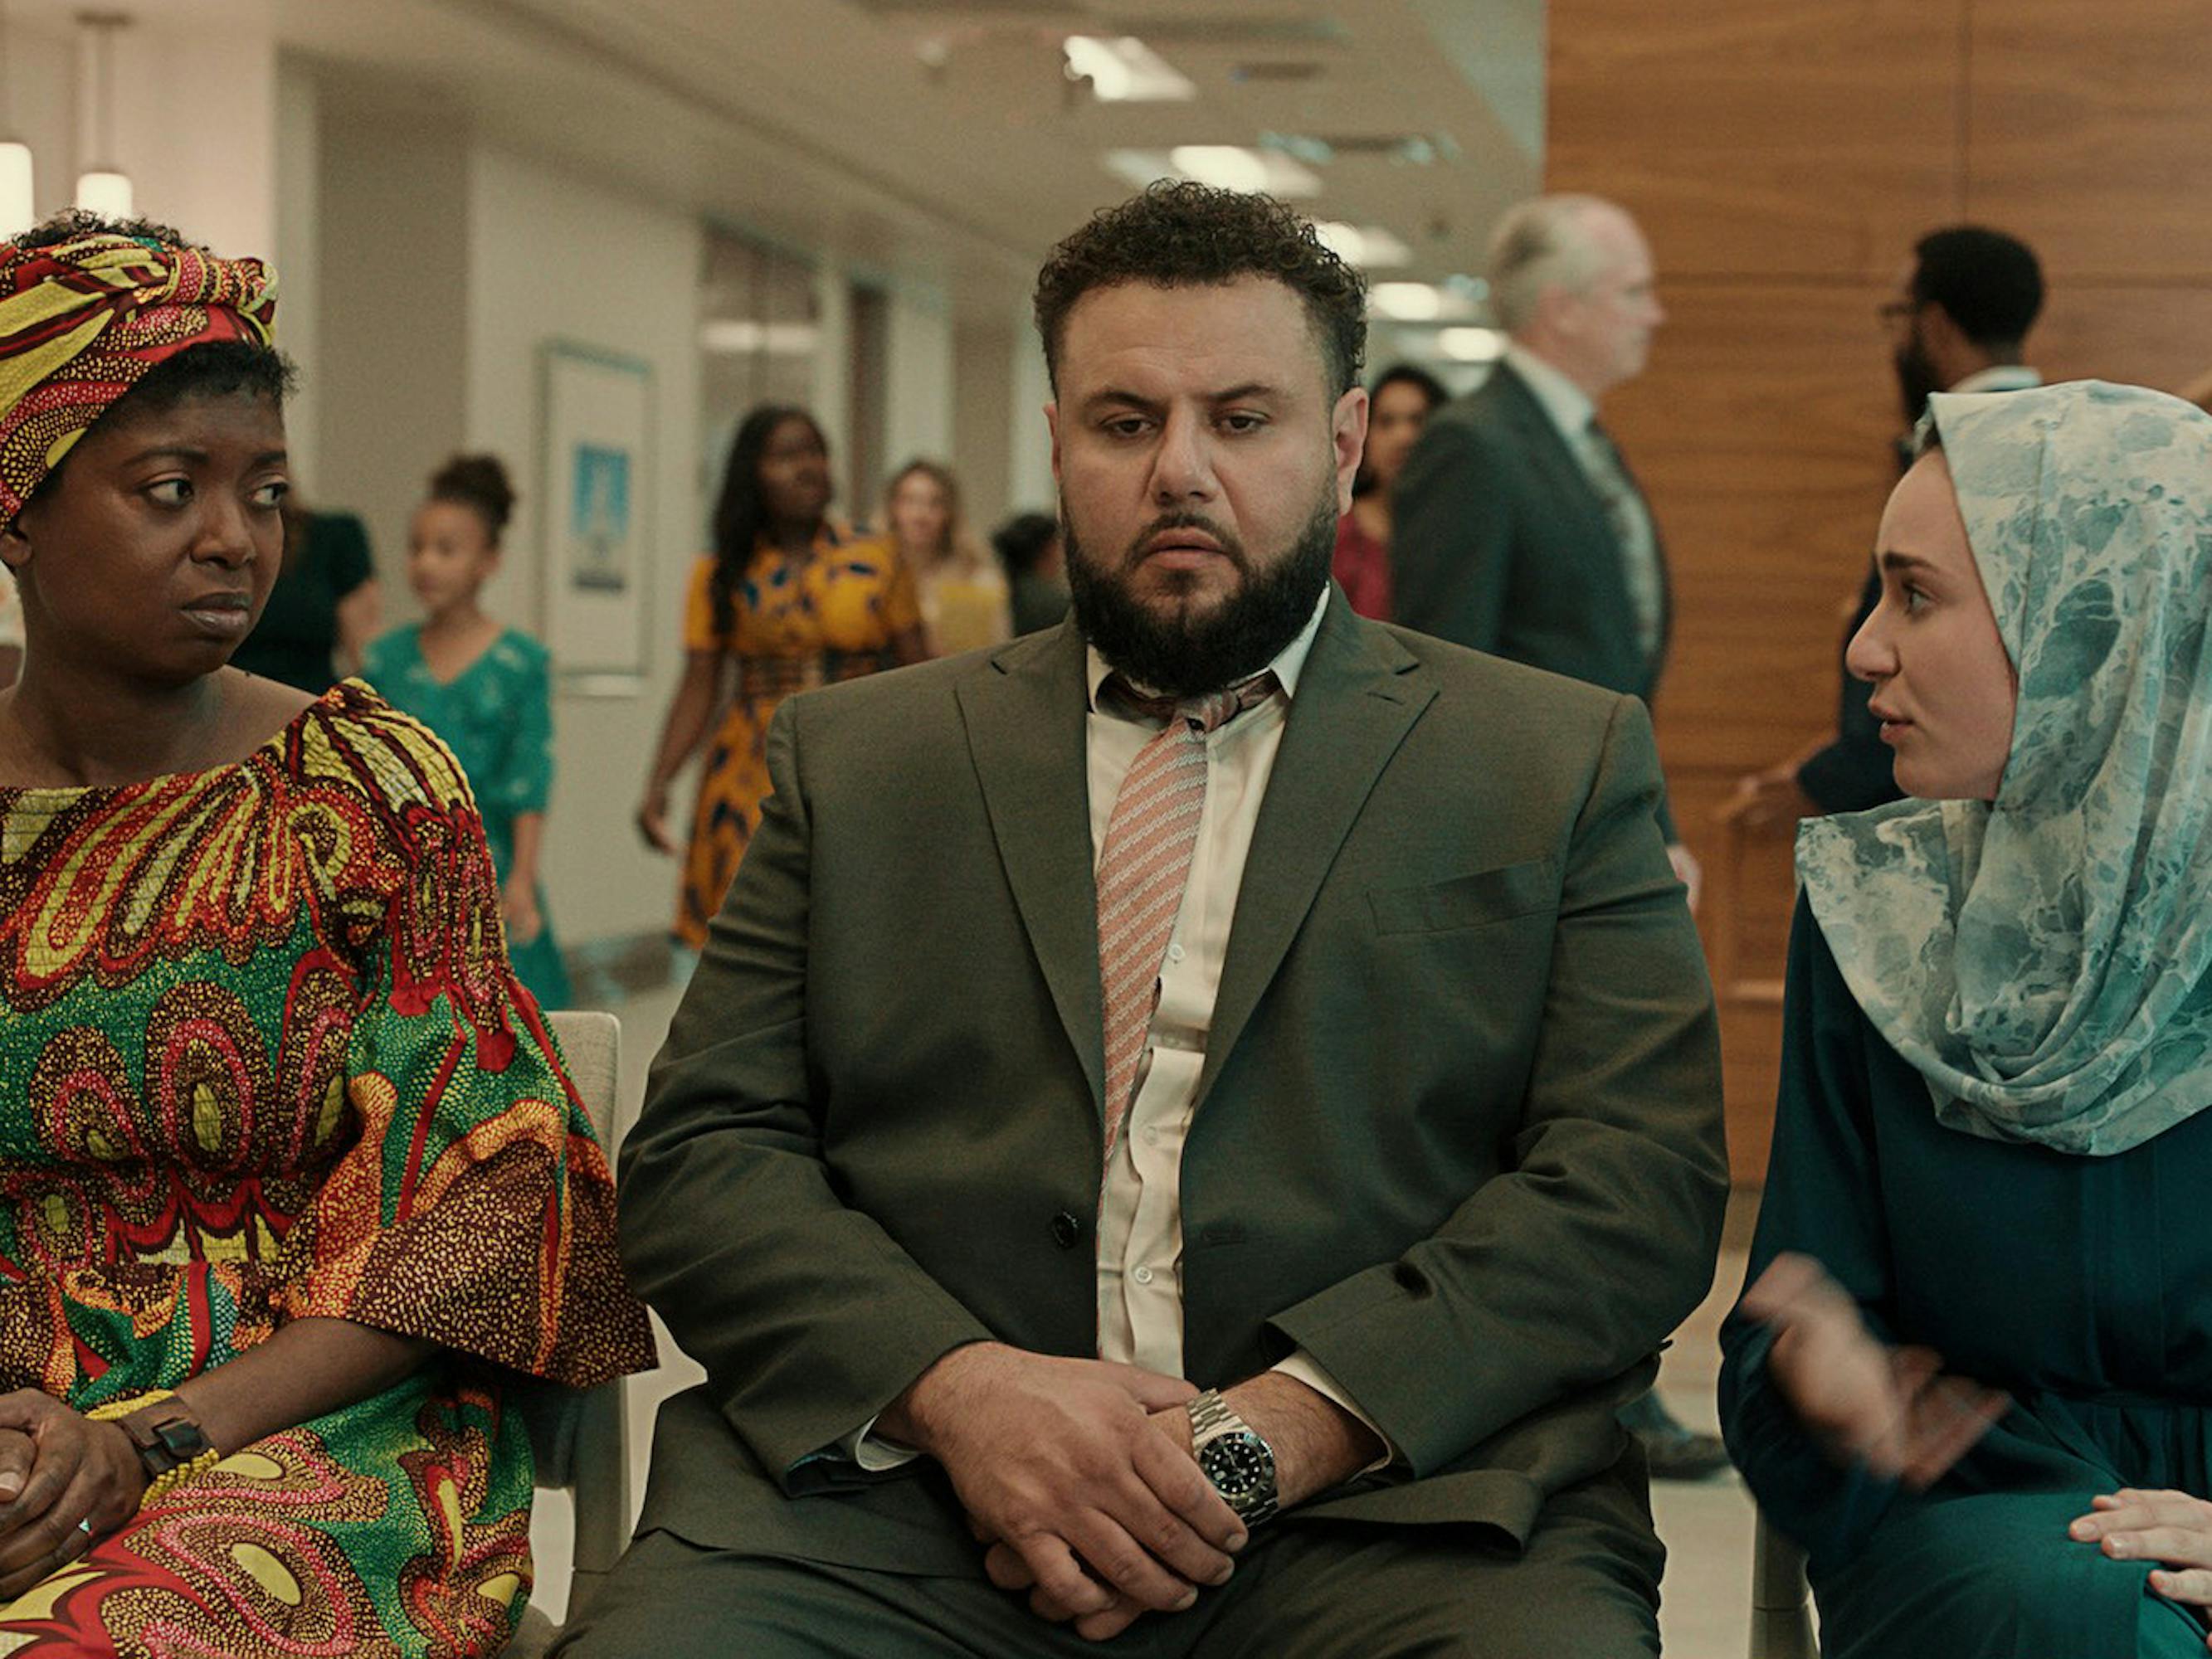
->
xmin=105 ymin=29 xmax=279 ymax=261
xmin=882 ymin=279 xmax=953 ymax=476
xmin=1008 ymin=300 xmax=1057 ymax=515
xmin=463 ymin=144 xmax=704 ymax=946
xmin=273 ymin=58 xmax=323 ymax=493
xmin=313 ymin=93 xmax=469 ymax=571
xmin=951 ymin=314 xmax=1014 ymax=531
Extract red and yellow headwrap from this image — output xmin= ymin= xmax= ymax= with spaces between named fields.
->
xmin=0 ymin=232 xmax=277 ymax=528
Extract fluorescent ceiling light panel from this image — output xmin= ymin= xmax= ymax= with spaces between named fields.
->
xmin=1166 ymin=145 xmax=1323 ymax=197
xmin=1437 ymin=326 xmax=1507 ymax=362
xmin=1104 ymin=149 xmax=1176 ymax=190
xmin=1369 ymin=283 xmax=1484 ymax=323
xmin=1368 ymin=282 xmax=1444 ymax=321
xmin=699 ymin=321 xmax=821 ymax=357
xmin=1315 ymin=221 xmax=1412 ymax=269
xmin=1065 ymin=36 xmax=1196 ymax=102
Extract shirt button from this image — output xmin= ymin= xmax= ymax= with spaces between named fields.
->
xmin=1142 ymin=1126 xmax=1160 ymax=1147
xmin=1050 ymin=1210 xmax=1083 ymax=1249
xmin=1167 ymin=944 xmax=1186 ymax=963
xmin=1132 ymin=1265 xmax=1155 ymax=1286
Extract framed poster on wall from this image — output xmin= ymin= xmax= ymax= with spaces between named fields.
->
xmin=539 ymin=341 xmax=654 ymax=693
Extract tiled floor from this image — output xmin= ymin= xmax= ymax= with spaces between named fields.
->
xmin=535 ymin=979 xmax=1770 ymax=1655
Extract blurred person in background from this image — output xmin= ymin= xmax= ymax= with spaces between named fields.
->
xmin=1723 ymin=382 xmax=2212 ymax=1659
xmin=636 ymin=406 xmax=926 ymax=951
xmin=1332 ymin=362 xmax=1446 ymax=620
xmin=887 ymin=457 xmax=1011 ymax=656
xmin=1391 ymin=194 xmax=1720 ymax=1481
xmin=363 ymin=454 xmax=572 ymax=1010
xmin=0 ymin=211 xmax=649 ymax=1656
xmin=1732 ymin=226 xmax=2044 ymax=828
xmin=993 ymin=508 xmax=1069 ymax=635
xmin=229 ymin=492 xmax=378 ymax=690
xmin=1391 ymin=197 xmax=1696 ymax=908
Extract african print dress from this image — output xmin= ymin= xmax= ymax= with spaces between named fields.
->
xmin=675 ymin=531 xmax=918 ymax=949
xmin=0 ymin=682 xmax=652 ymax=1657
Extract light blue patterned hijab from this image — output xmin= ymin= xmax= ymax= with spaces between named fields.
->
xmin=1798 ymin=381 xmax=2212 ymax=1156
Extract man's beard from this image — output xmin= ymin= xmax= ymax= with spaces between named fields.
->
xmin=1894 ymin=333 xmax=1942 ymax=428
xmin=1065 ymin=492 xmax=1338 ymax=699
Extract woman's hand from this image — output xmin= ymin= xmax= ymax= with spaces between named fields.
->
xmin=635 ymin=783 xmax=680 ymax=856
xmin=500 ymin=878 xmax=544 ymax=946
xmin=0 ymin=1393 xmax=145 ymax=1595
xmin=2071 ymin=1489 xmax=2212 ymax=1620
xmin=1742 ymin=1253 xmax=2009 ymax=1488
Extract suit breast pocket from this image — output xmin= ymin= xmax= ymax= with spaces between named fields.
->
xmin=1367 ymin=857 xmax=1559 ymax=937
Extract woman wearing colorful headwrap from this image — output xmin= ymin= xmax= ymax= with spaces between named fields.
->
xmin=1721 ymin=382 xmax=2212 ymax=1656
xmin=635 ymin=406 xmax=925 ymax=951
xmin=0 ymin=212 xmax=652 ymax=1655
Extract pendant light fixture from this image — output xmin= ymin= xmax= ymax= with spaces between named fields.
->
xmin=73 ymin=11 xmax=130 ymax=220
xmin=0 ymin=0 xmax=33 ymax=233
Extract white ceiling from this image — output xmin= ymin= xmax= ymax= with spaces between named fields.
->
xmin=12 ymin=0 xmax=1544 ymax=321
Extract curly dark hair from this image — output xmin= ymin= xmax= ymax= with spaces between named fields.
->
xmin=12 ymin=210 xmax=294 ymax=416
xmin=429 ymin=454 xmax=517 ymax=542
xmin=1032 ymin=181 xmax=1368 ymax=400
xmin=708 ymin=405 xmax=826 ymax=640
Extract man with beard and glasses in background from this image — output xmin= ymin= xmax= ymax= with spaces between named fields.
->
xmin=1731 ymin=226 xmax=2044 ymax=826
xmin=559 ymin=182 xmax=1726 ymax=1659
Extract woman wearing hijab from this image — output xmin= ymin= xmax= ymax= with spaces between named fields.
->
xmin=0 ymin=213 xmax=650 ymax=1653
xmin=1722 ymin=381 xmax=2212 ymax=1656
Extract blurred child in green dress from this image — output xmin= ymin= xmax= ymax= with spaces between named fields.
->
xmin=365 ymin=455 xmax=572 ymax=1008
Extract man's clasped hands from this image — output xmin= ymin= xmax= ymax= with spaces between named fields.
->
xmin=875 ymin=1343 xmax=1380 ymax=1642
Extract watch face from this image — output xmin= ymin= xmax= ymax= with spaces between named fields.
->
xmin=1199 ymin=1432 xmax=1275 ymax=1501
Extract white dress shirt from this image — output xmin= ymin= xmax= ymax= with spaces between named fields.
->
xmin=850 ymin=587 xmax=1389 ymax=1471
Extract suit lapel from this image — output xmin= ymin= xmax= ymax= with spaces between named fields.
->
xmin=1491 ymin=366 xmax=1614 ymax=546
xmin=1493 ymin=365 xmax=1669 ymax=673
xmin=1195 ymin=601 xmax=1435 ymax=1108
xmin=957 ymin=621 xmax=1107 ymax=1111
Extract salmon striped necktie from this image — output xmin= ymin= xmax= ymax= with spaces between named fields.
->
xmin=1094 ymin=670 xmax=1279 ymax=1178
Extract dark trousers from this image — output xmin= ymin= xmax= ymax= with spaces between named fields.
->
xmin=553 ymin=1464 xmax=1662 ymax=1659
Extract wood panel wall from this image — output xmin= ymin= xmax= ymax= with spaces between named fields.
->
xmin=1545 ymin=0 xmax=2212 ymax=1181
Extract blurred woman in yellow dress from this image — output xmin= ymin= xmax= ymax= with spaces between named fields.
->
xmin=636 ymin=407 xmax=926 ymax=950
xmin=884 ymin=459 xmax=1008 ymax=658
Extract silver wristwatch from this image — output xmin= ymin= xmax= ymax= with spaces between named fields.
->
xmin=1186 ymin=1389 xmax=1279 ymax=1527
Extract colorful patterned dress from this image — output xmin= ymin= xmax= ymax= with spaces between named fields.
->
xmin=675 ymin=531 xmax=918 ymax=948
xmin=0 ymin=682 xmax=651 ymax=1657
xmin=362 ymin=625 xmax=572 ymax=1010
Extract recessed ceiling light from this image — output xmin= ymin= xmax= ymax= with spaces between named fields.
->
xmin=1065 ymin=36 xmax=1196 ymax=102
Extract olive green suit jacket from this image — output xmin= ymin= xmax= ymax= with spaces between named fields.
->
xmin=619 ymin=595 xmax=1727 ymax=1575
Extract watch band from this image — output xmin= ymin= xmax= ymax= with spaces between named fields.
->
xmin=1187 ymin=1389 xmax=1240 ymax=1442
xmin=1186 ymin=1389 xmax=1279 ymax=1527
xmin=115 ymin=1401 xmax=214 ymax=1481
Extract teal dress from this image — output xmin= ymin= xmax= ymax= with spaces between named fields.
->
xmin=361 ymin=625 xmax=572 ymax=1010
xmin=1721 ymin=895 xmax=2212 ymax=1657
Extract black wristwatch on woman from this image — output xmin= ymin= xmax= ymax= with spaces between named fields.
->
xmin=114 ymin=1399 xmax=214 ymax=1482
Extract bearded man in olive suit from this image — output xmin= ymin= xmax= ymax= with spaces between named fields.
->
xmin=560 ymin=182 xmax=1727 ymax=1659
